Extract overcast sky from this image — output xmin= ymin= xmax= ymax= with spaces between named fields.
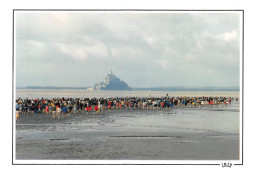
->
xmin=15 ymin=11 xmax=241 ymax=88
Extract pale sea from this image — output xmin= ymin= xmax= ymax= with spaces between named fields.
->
xmin=16 ymin=89 xmax=240 ymax=99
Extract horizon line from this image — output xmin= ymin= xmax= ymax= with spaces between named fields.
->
xmin=16 ymin=85 xmax=240 ymax=89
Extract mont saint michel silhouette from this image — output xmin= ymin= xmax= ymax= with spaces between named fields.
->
xmin=88 ymin=70 xmax=131 ymax=91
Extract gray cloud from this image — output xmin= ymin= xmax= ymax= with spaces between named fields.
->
xmin=15 ymin=12 xmax=241 ymax=88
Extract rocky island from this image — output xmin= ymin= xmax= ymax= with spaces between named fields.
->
xmin=88 ymin=70 xmax=131 ymax=91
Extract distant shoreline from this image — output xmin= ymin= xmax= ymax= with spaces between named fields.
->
xmin=16 ymin=86 xmax=239 ymax=92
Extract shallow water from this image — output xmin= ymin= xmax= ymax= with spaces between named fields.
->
xmin=16 ymin=89 xmax=240 ymax=98
xmin=113 ymin=105 xmax=240 ymax=134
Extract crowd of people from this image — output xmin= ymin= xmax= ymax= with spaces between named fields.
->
xmin=15 ymin=96 xmax=239 ymax=121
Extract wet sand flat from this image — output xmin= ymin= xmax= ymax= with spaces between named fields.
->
xmin=16 ymin=89 xmax=240 ymax=99
xmin=15 ymin=103 xmax=240 ymax=161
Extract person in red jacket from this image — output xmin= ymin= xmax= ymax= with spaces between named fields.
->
xmin=94 ymin=105 xmax=98 ymax=114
